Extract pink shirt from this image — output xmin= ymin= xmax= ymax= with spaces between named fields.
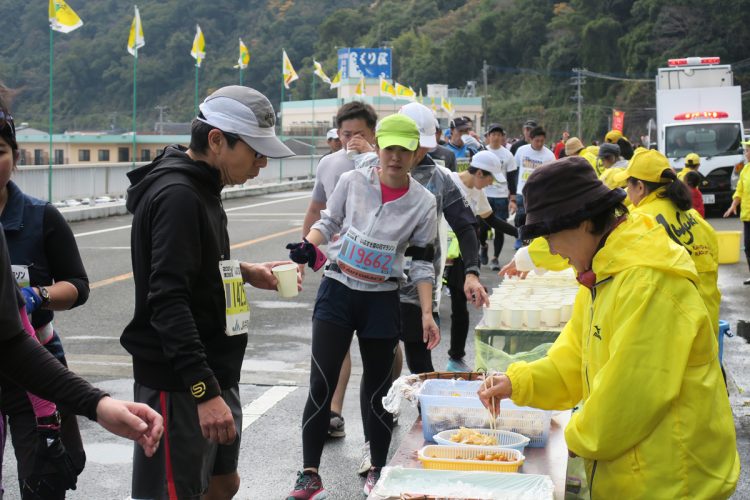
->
xmin=380 ymin=182 xmax=409 ymax=204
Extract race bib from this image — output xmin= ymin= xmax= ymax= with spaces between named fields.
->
xmin=456 ymin=157 xmax=471 ymax=172
xmin=336 ymin=228 xmax=397 ymax=283
xmin=219 ymin=260 xmax=249 ymax=336
xmin=12 ymin=265 xmax=30 ymax=288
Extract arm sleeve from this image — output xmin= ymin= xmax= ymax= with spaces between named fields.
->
xmin=506 ymin=287 xmax=587 ymax=409
xmin=311 ymin=176 xmax=328 ymax=204
xmin=311 ymin=173 xmax=348 ymax=242
xmin=407 ymin=198 xmax=438 ymax=284
xmin=42 ymin=204 xmax=90 ymax=307
xmin=442 ymin=177 xmax=480 ymax=274
xmin=0 ymin=331 xmax=106 ymax=420
xmin=0 ymin=230 xmax=25 ymax=341
xmin=527 ymin=237 xmax=571 ymax=271
xmin=482 ymin=213 xmax=518 ymax=237
xmin=147 ymin=186 xmax=219 ymax=396
xmin=564 ymin=274 xmax=706 ymax=461
xmin=354 ymin=152 xmax=378 ymax=170
xmin=507 ymin=169 xmax=518 ymax=195
xmin=733 ymin=172 xmax=744 ymax=199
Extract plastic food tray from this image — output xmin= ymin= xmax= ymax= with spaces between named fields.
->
xmin=433 ymin=428 xmax=530 ymax=452
xmin=418 ymin=445 xmax=524 ymax=473
xmin=418 ymin=379 xmax=551 ymax=447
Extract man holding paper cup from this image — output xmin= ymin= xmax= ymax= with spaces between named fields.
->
xmin=120 ymin=86 xmax=299 ymax=500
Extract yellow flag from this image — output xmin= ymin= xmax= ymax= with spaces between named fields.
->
xmin=234 ymin=38 xmax=250 ymax=69
xmin=441 ymin=97 xmax=454 ymax=115
xmin=395 ymin=82 xmax=416 ymax=99
xmin=379 ymin=78 xmax=396 ymax=97
xmin=329 ymin=70 xmax=342 ymax=89
xmin=282 ymin=50 xmax=299 ymax=89
xmin=313 ymin=60 xmax=331 ymax=84
xmin=48 ymin=0 xmax=83 ymax=34
xmin=355 ymin=76 xmax=366 ymax=97
xmin=191 ymin=25 xmax=206 ymax=67
xmin=127 ymin=6 xmax=145 ymax=56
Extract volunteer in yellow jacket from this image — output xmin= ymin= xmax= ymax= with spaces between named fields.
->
xmin=677 ymin=152 xmax=700 ymax=181
xmin=479 ymin=157 xmax=738 ymax=499
xmin=613 ymin=149 xmax=720 ymax=331
xmin=565 ymin=137 xmax=601 ymax=175
xmin=723 ymin=140 xmax=750 ymax=284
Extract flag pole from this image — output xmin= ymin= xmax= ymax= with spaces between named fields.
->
xmin=311 ymin=74 xmax=316 ymax=175
xmin=194 ymin=64 xmax=199 ymax=117
xmin=48 ymin=27 xmax=54 ymax=202
xmin=240 ymin=67 xmax=244 ymax=86
xmin=132 ymin=47 xmax=138 ymax=169
xmin=280 ymin=64 xmax=285 ymax=183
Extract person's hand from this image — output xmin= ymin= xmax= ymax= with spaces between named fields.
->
xmin=240 ymin=261 xmax=302 ymax=291
xmin=95 ymin=397 xmax=164 ymax=458
xmin=20 ymin=286 xmax=43 ymax=314
xmin=422 ymin=313 xmax=441 ymax=350
xmin=509 ymin=199 xmax=517 ymax=215
xmin=197 ymin=396 xmax=236 ymax=445
xmin=464 ymin=274 xmax=489 ymax=308
xmin=477 ymin=374 xmax=512 ymax=417
xmin=723 ymin=204 xmax=737 ymax=218
xmin=346 ymin=135 xmax=374 ymax=154
xmin=286 ymin=239 xmax=327 ymax=271
xmin=22 ymin=425 xmax=80 ymax=496
xmin=498 ymin=259 xmax=528 ymax=279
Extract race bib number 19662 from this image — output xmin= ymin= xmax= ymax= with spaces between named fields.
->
xmin=336 ymin=228 xmax=397 ymax=283
xmin=219 ymin=260 xmax=249 ymax=336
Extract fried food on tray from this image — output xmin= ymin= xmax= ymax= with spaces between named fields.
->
xmin=448 ymin=427 xmax=497 ymax=446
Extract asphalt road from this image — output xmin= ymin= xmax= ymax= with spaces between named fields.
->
xmin=1 ymin=189 xmax=748 ymax=499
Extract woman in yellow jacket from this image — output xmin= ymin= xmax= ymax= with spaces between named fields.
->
xmin=481 ymin=157 xmax=738 ymax=499
xmin=612 ymin=149 xmax=720 ymax=330
xmin=723 ymin=140 xmax=750 ymax=284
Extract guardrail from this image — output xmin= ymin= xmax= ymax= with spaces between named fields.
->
xmin=13 ymin=155 xmax=321 ymax=202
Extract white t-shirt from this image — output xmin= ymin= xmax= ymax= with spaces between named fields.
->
xmin=449 ymin=172 xmax=491 ymax=216
xmin=484 ymin=145 xmax=517 ymax=199
xmin=514 ymin=144 xmax=555 ymax=195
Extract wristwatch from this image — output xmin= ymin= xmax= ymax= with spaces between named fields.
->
xmin=37 ymin=286 xmax=51 ymax=307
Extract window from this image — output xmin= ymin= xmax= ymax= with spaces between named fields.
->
xmin=54 ymin=149 xmax=64 ymax=164
xmin=34 ymin=149 xmax=43 ymax=165
xmin=141 ymin=149 xmax=151 ymax=161
xmin=98 ymin=149 xmax=110 ymax=161
xmin=118 ymin=147 xmax=130 ymax=162
xmin=18 ymin=149 xmax=27 ymax=165
xmin=78 ymin=149 xmax=90 ymax=162
xmin=665 ymin=123 xmax=742 ymax=158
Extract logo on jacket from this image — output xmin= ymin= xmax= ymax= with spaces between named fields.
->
xmin=191 ymin=381 xmax=207 ymax=398
xmin=592 ymin=325 xmax=602 ymax=340
xmin=655 ymin=211 xmax=697 ymax=252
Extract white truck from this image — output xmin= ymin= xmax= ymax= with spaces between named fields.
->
xmin=656 ymin=57 xmax=744 ymax=211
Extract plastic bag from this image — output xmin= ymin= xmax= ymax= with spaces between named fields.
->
xmin=474 ymin=341 xmax=553 ymax=373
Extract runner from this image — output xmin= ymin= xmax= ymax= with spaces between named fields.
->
xmin=286 ymin=114 xmax=439 ymax=498
xmin=0 ymin=89 xmax=89 ymax=498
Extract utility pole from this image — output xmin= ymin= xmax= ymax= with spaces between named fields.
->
xmin=482 ymin=60 xmax=489 ymax=132
xmin=154 ymin=105 xmax=168 ymax=135
xmin=570 ymin=68 xmax=585 ymax=138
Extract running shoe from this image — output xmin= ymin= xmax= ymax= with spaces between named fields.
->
xmin=480 ymin=244 xmax=489 ymax=265
xmin=357 ymin=442 xmax=371 ymax=477
xmin=287 ymin=471 xmax=328 ymax=500
xmin=328 ymin=411 xmax=346 ymax=438
xmin=363 ymin=467 xmax=382 ymax=496
xmin=744 ymin=278 xmax=750 ymax=285
xmin=446 ymin=357 xmax=471 ymax=372
xmin=491 ymin=258 xmax=500 ymax=271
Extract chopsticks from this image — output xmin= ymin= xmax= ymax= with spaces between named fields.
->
xmin=488 ymin=375 xmax=496 ymax=431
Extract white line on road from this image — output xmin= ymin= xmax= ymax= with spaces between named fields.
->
xmin=241 ymin=385 xmax=297 ymax=430
xmin=64 ymin=335 xmax=118 ymax=340
xmin=73 ymin=193 xmax=312 ymax=238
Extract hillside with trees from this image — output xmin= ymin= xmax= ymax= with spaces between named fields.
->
xmin=1 ymin=0 xmax=748 ymax=142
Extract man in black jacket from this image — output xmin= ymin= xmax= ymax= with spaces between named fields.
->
xmin=121 ymin=86 xmax=295 ymax=500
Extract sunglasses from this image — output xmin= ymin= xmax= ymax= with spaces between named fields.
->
xmin=223 ymin=131 xmax=265 ymax=159
xmin=0 ymin=110 xmax=16 ymax=137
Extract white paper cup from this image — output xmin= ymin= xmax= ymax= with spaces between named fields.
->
xmin=272 ymin=263 xmax=299 ymax=298
xmin=484 ymin=307 xmax=503 ymax=328
xmin=560 ymin=303 xmax=573 ymax=322
xmin=525 ymin=308 xmax=541 ymax=329
xmin=509 ymin=309 xmax=523 ymax=329
xmin=541 ymin=306 xmax=561 ymax=327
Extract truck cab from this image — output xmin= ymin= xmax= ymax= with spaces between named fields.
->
xmin=656 ymin=57 xmax=745 ymax=211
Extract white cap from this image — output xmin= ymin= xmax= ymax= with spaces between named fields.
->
xmin=398 ymin=102 xmax=437 ymax=148
xmin=461 ymin=134 xmax=481 ymax=150
xmin=198 ymin=85 xmax=294 ymax=159
xmin=470 ymin=150 xmax=505 ymax=182
xmin=326 ymin=128 xmax=339 ymax=140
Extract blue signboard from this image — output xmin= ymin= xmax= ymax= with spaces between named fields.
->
xmin=337 ymin=48 xmax=392 ymax=79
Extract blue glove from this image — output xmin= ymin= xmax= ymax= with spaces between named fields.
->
xmin=286 ymin=239 xmax=327 ymax=271
xmin=21 ymin=287 xmax=43 ymax=314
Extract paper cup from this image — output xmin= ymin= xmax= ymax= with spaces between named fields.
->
xmin=272 ymin=263 xmax=299 ymax=298
xmin=525 ymin=308 xmax=541 ymax=329
xmin=484 ymin=307 xmax=503 ymax=328
xmin=560 ymin=303 xmax=573 ymax=323
xmin=541 ymin=306 xmax=561 ymax=327
xmin=509 ymin=309 xmax=523 ymax=329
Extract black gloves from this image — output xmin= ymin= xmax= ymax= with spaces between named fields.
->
xmin=286 ymin=239 xmax=327 ymax=271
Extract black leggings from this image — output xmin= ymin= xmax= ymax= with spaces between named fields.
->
xmin=744 ymin=221 xmax=750 ymax=272
xmin=446 ymin=256 xmax=469 ymax=360
xmin=302 ymin=319 xmax=397 ymax=469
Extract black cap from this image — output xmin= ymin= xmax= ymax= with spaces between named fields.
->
xmin=450 ymin=116 xmax=472 ymax=131
xmin=486 ymin=123 xmax=504 ymax=134
xmin=523 ymin=119 xmax=538 ymax=129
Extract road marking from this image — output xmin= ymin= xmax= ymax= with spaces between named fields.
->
xmin=73 ymin=193 xmax=311 ymax=238
xmin=89 ymin=226 xmax=302 ymax=289
xmin=241 ymin=385 xmax=296 ymax=430
xmin=64 ymin=335 xmax=118 ymax=341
